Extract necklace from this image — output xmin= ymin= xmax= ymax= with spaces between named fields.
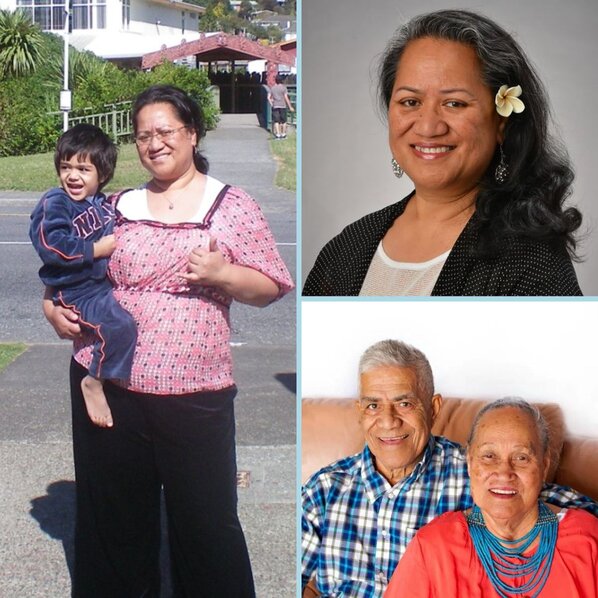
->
xmin=467 ymin=500 xmax=558 ymax=598
xmin=152 ymin=182 xmax=187 ymax=210
xmin=163 ymin=188 xmax=183 ymax=210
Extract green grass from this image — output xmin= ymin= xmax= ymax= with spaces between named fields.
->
xmin=0 ymin=143 xmax=148 ymax=192
xmin=0 ymin=133 xmax=297 ymax=192
xmin=269 ymin=130 xmax=296 ymax=191
xmin=0 ymin=343 xmax=27 ymax=373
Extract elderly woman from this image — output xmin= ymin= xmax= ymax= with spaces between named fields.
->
xmin=44 ymin=85 xmax=294 ymax=597
xmin=303 ymin=10 xmax=582 ymax=296
xmin=384 ymin=398 xmax=598 ymax=597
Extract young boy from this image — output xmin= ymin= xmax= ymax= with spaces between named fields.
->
xmin=30 ymin=124 xmax=137 ymax=428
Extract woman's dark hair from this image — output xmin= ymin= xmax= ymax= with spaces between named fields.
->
xmin=378 ymin=9 xmax=581 ymax=258
xmin=54 ymin=123 xmax=118 ymax=191
xmin=132 ymin=84 xmax=209 ymax=174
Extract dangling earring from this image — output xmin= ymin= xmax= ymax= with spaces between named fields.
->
xmin=495 ymin=145 xmax=508 ymax=183
xmin=391 ymin=158 xmax=404 ymax=179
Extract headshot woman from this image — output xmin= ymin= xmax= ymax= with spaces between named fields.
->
xmin=384 ymin=398 xmax=598 ymax=597
xmin=44 ymin=85 xmax=294 ymax=596
xmin=303 ymin=10 xmax=583 ymax=296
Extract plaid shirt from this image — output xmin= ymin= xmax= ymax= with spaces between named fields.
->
xmin=302 ymin=436 xmax=598 ymax=597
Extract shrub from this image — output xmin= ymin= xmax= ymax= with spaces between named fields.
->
xmin=0 ymin=61 xmax=62 ymax=156
xmin=0 ymin=31 xmax=219 ymax=156
xmin=144 ymin=61 xmax=220 ymax=130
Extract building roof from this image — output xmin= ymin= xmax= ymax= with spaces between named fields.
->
xmin=271 ymin=37 xmax=296 ymax=51
xmin=147 ymin=0 xmax=205 ymax=15
xmin=270 ymin=37 xmax=296 ymax=58
xmin=141 ymin=32 xmax=295 ymax=69
xmin=70 ymin=30 xmax=203 ymax=60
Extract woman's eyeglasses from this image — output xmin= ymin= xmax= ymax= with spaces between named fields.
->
xmin=134 ymin=126 xmax=187 ymax=146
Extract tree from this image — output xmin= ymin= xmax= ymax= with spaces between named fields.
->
xmin=0 ymin=30 xmax=219 ymax=156
xmin=239 ymin=0 xmax=253 ymax=20
xmin=198 ymin=11 xmax=220 ymax=33
xmin=199 ymin=1 xmax=235 ymax=33
xmin=0 ymin=9 xmax=43 ymax=77
xmin=266 ymin=25 xmax=283 ymax=43
xmin=282 ymin=0 xmax=296 ymax=15
xmin=257 ymin=0 xmax=278 ymax=11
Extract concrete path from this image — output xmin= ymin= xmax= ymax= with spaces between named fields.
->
xmin=0 ymin=114 xmax=297 ymax=597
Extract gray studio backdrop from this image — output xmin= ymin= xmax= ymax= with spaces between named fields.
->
xmin=301 ymin=0 xmax=598 ymax=294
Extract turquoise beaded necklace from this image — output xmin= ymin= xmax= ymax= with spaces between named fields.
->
xmin=466 ymin=500 xmax=558 ymax=598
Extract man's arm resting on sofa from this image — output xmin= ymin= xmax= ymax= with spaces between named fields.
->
xmin=541 ymin=482 xmax=598 ymax=516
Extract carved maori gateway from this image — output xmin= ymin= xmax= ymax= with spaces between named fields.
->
xmin=141 ymin=33 xmax=295 ymax=112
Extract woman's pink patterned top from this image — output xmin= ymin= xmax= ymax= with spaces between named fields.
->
xmin=73 ymin=181 xmax=294 ymax=395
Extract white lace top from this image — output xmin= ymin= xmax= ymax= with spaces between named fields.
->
xmin=359 ymin=242 xmax=450 ymax=296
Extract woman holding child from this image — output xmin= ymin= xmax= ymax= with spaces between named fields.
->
xmin=44 ymin=85 xmax=293 ymax=597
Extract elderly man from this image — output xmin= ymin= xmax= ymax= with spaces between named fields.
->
xmin=301 ymin=340 xmax=598 ymax=597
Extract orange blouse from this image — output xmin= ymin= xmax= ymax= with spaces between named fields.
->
xmin=385 ymin=509 xmax=598 ymax=598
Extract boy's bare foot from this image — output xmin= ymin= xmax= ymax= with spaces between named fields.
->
xmin=81 ymin=375 xmax=113 ymax=428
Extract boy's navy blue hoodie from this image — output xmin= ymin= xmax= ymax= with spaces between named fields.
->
xmin=29 ymin=187 xmax=114 ymax=289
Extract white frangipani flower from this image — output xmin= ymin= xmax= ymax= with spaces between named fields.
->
xmin=495 ymin=85 xmax=525 ymax=117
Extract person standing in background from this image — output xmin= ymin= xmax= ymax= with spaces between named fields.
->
xmin=268 ymin=74 xmax=295 ymax=139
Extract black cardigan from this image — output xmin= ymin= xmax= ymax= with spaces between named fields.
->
xmin=302 ymin=196 xmax=582 ymax=297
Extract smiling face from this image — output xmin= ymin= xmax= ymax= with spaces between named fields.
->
xmin=358 ymin=365 xmax=442 ymax=484
xmin=467 ymin=406 xmax=550 ymax=538
xmin=388 ymin=37 xmax=505 ymax=198
xmin=134 ymin=102 xmax=197 ymax=184
xmin=58 ymin=154 xmax=101 ymax=201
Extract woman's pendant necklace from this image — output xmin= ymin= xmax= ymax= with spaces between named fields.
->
xmin=153 ymin=175 xmax=200 ymax=211
xmin=158 ymin=186 xmax=185 ymax=210
xmin=164 ymin=189 xmax=183 ymax=210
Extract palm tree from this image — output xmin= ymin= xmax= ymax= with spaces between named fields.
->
xmin=0 ymin=9 xmax=43 ymax=77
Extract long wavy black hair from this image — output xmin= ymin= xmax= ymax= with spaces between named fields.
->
xmin=132 ymin=84 xmax=209 ymax=175
xmin=378 ymin=9 xmax=581 ymax=259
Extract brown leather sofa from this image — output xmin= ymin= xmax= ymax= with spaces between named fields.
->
xmin=301 ymin=397 xmax=598 ymax=597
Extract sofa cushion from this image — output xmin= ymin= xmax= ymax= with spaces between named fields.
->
xmin=555 ymin=437 xmax=598 ymax=500
xmin=302 ymin=398 xmax=363 ymax=484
